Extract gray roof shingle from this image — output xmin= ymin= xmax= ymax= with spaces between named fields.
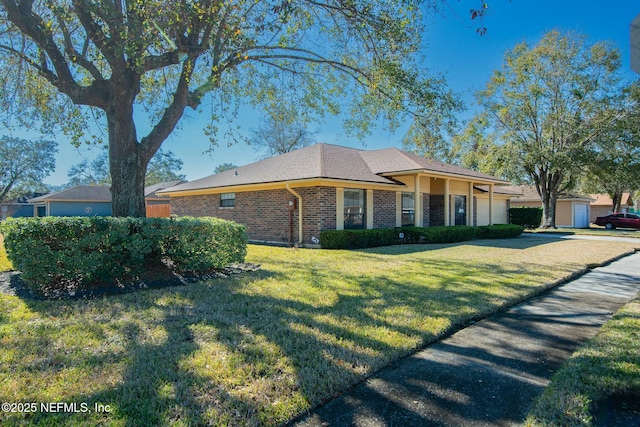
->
xmin=29 ymin=181 xmax=187 ymax=203
xmin=162 ymin=143 xmax=508 ymax=194
xmin=29 ymin=185 xmax=112 ymax=203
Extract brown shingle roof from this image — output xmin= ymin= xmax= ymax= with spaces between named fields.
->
xmin=474 ymin=185 xmax=524 ymax=196
xmin=162 ymin=143 xmax=508 ymax=194
xmin=588 ymin=193 xmax=632 ymax=206
xmin=360 ymin=148 xmax=507 ymax=182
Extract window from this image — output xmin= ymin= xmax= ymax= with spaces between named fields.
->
xmin=454 ymin=195 xmax=467 ymax=226
xmin=344 ymin=188 xmax=366 ymax=229
xmin=220 ymin=193 xmax=235 ymax=208
xmin=401 ymin=192 xmax=415 ymax=226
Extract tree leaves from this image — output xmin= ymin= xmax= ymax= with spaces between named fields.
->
xmin=0 ymin=136 xmax=57 ymax=201
xmin=471 ymin=30 xmax=622 ymax=227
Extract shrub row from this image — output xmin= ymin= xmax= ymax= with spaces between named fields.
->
xmin=0 ymin=216 xmax=247 ymax=295
xmin=319 ymin=228 xmax=397 ymax=250
xmin=320 ymin=224 xmax=523 ymax=249
xmin=400 ymin=225 xmax=481 ymax=244
xmin=478 ymin=223 xmax=525 ymax=239
xmin=510 ymin=207 xmax=543 ymax=229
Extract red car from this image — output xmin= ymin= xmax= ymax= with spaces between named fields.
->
xmin=594 ymin=213 xmax=640 ymax=230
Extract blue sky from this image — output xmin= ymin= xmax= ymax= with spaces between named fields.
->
xmin=27 ymin=1 xmax=640 ymax=186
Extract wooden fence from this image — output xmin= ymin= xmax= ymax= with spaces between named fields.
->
xmin=146 ymin=203 xmax=171 ymax=218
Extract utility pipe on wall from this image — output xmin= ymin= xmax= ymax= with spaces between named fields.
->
xmin=286 ymin=183 xmax=303 ymax=245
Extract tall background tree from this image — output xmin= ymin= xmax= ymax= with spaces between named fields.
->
xmin=0 ymin=0 xmax=453 ymax=217
xmin=0 ymin=136 xmax=57 ymax=202
xmin=67 ymin=146 xmax=185 ymax=187
xmin=578 ymin=82 xmax=640 ymax=212
xmin=472 ymin=30 xmax=621 ymax=228
xmin=401 ymin=77 xmax=463 ymax=163
xmin=249 ymin=104 xmax=317 ymax=158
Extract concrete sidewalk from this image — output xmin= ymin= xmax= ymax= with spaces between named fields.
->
xmin=292 ymin=252 xmax=640 ymax=427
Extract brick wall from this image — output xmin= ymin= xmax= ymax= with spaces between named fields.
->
xmin=172 ymin=190 xmax=299 ymax=244
xmin=430 ymin=194 xmax=445 ymax=226
xmin=296 ymin=187 xmax=336 ymax=243
xmin=173 ymin=187 xmax=451 ymax=244
xmin=172 ymin=187 xmax=337 ymax=244
xmin=373 ymin=190 xmax=396 ymax=229
xmin=422 ymin=194 xmax=431 ymax=227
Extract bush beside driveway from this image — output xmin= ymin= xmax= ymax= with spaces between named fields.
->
xmin=0 ymin=236 xmax=637 ymax=426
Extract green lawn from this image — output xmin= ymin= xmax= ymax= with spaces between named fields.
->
xmin=0 ymin=237 xmax=638 ymax=426
xmin=525 ymin=295 xmax=640 ymax=426
xmin=0 ymin=235 xmax=11 ymax=272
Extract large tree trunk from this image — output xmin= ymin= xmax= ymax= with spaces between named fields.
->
xmin=534 ymin=171 xmax=562 ymax=229
xmin=610 ymin=191 xmax=623 ymax=213
xmin=107 ymin=109 xmax=152 ymax=218
xmin=539 ymin=190 xmax=557 ymax=228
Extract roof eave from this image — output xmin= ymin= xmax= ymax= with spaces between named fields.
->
xmin=160 ymin=177 xmax=405 ymax=197
xmin=380 ymin=169 xmax=509 ymax=185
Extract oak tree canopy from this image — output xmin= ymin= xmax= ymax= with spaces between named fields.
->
xmin=0 ymin=0 xmax=451 ymax=216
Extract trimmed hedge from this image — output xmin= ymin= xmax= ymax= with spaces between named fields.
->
xmin=478 ymin=224 xmax=524 ymax=239
xmin=510 ymin=207 xmax=543 ymax=229
xmin=400 ymin=225 xmax=481 ymax=244
xmin=319 ymin=228 xmax=397 ymax=250
xmin=320 ymin=224 xmax=523 ymax=250
xmin=0 ymin=216 xmax=247 ymax=295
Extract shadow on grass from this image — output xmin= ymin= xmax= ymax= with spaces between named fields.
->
xmin=5 ymin=256 xmax=578 ymax=426
xmin=358 ymin=235 xmax=564 ymax=256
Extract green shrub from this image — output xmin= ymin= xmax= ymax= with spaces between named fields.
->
xmin=163 ymin=217 xmax=247 ymax=273
xmin=0 ymin=216 xmax=247 ymax=295
xmin=478 ymin=224 xmax=524 ymax=239
xmin=320 ymin=228 xmax=397 ymax=249
xmin=321 ymin=224 xmax=523 ymax=250
xmin=400 ymin=226 xmax=481 ymax=244
xmin=510 ymin=207 xmax=543 ymax=229
xmin=319 ymin=230 xmax=350 ymax=249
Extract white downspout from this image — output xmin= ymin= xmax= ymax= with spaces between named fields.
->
xmin=286 ymin=183 xmax=303 ymax=245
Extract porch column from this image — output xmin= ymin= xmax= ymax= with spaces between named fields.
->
xmin=336 ymin=188 xmax=344 ymax=230
xmin=395 ymin=192 xmax=402 ymax=227
xmin=467 ymin=182 xmax=474 ymax=226
xmin=489 ymin=184 xmax=494 ymax=226
xmin=444 ymin=178 xmax=450 ymax=226
xmin=366 ymin=189 xmax=374 ymax=229
xmin=414 ymin=174 xmax=422 ymax=227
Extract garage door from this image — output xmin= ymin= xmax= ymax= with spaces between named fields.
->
xmin=574 ymin=203 xmax=589 ymax=228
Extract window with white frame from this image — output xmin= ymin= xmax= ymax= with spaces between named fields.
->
xmin=220 ymin=193 xmax=235 ymax=207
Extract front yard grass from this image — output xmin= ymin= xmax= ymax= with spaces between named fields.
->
xmin=525 ymin=295 xmax=640 ymax=426
xmin=527 ymin=226 xmax=640 ymax=239
xmin=0 ymin=236 xmax=638 ymax=426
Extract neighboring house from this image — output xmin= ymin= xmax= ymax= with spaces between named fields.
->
xmin=0 ymin=193 xmax=47 ymax=219
xmin=159 ymin=143 xmax=512 ymax=245
xmin=508 ymin=185 xmax=594 ymax=228
xmin=588 ymin=193 xmax=635 ymax=223
xmin=1 ymin=202 xmax=35 ymax=219
xmin=29 ymin=186 xmax=113 ymax=217
xmin=144 ymin=180 xmax=186 ymax=218
xmin=28 ymin=182 xmax=185 ymax=218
